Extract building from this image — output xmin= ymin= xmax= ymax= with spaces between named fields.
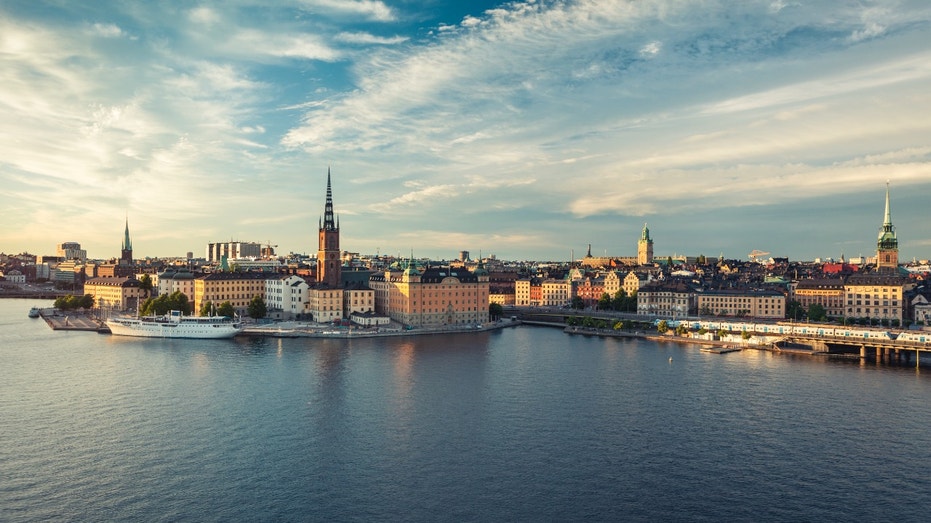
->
xmin=876 ymin=182 xmax=899 ymax=273
xmin=85 ymin=277 xmax=145 ymax=312
xmin=156 ymin=268 xmax=196 ymax=300
xmin=316 ymin=168 xmax=341 ymax=289
xmin=696 ymin=289 xmax=786 ymax=319
xmin=792 ymin=279 xmax=846 ymax=319
xmin=120 ymin=218 xmax=133 ymax=265
xmin=638 ymin=223 xmax=654 ymax=265
xmin=844 ymin=274 xmax=910 ymax=324
xmin=265 ymin=274 xmax=310 ymax=320
xmin=206 ymin=241 xmax=263 ymax=264
xmin=193 ymin=272 xmax=267 ymax=316
xmin=624 ymin=271 xmax=647 ymax=297
xmin=370 ymin=262 xmax=489 ymax=328
xmin=306 ymin=169 xmax=346 ymax=322
xmin=637 ymin=282 xmax=695 ymax=318
xmin=57 ymin=242 xmax=86 ymax=261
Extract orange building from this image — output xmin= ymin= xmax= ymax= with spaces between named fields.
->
xmin=370 ymin=262 xmax=489 ymax=327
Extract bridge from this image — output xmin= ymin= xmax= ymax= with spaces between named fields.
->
xmin=775 ymin=334 xmax=928 ymax=366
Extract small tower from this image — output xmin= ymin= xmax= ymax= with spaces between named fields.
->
xmin=637 ymin=223 xmax=654 ymax=265
xmin=876 ymin=182 xmax=898 ymax=272
xmin=317 ymin=168 xmax=342 ymax=288
xmin=120 ymin=217 xmax=133 ymax=265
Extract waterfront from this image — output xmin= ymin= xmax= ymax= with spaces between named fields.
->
xmin=2 ymin=299 xmax=931 ymax=521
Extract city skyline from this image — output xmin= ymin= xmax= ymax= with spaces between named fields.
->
xmin=2 ymin=1 xmax=930 ymax=262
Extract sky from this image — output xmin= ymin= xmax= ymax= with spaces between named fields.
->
xmin=2 ymin=0 xmax=931 ymax=263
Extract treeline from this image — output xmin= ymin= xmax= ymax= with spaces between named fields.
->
xmin=53 ymin=294 xmax=94 ymax=310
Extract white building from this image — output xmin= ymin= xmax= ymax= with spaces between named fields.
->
xmin=156 ymin=269 xmax=196 ymax=302
xmin=265 ymin=274 xmax=310 ymax=320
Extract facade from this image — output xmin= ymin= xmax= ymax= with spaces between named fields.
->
xmin=2 ymin=269 xmax=26 ymax=284
xmin=624 ymin=271 xmax=646 ymax=297
xmin=265 ymin=274 xmax=310 ymax=320
xmin=306 ymin=286 xmax=344 ymax=323
xmin=603 ymin=271 xmax=622 ymax=298
xmin=637 ymin=282 xmax=695 ymax=318
xmin=912 ymin=295 xmax=931 ymax=325
xmin=85 ymin=277 xmax=145 ymax=312
xmin=696 ymin=290 xmax=786 ymax=319
xmin=540 ymin=278 xmax=571 ymax=307
xmin=515 ymin=279 xmax=532 ymax=306
xmin=343 ymin=285 xmax=375 ymax=317
xmin=637 ymin=223 xmax=654 ymax=265
xmin=575 ymin=276 xmax=605 ymax=308
xmin=876 ymin=183 xmax=899 ymax=272
xmin=57 ymin=242 xmax=86 ymax=261
xmin=792 ymin=279 xmax=846 ymax=319
xmin=206 ymin=241 xmax=262 ymax=263
xmin=844 ymin=274 xmax=909 ymax=324
xmin=370 ymin=264 xmax=489 ymax=328
xmin=157 ymin=269 xmax=196 ymax=301
xmin=193 ymin=272 xmax=267 ymax=316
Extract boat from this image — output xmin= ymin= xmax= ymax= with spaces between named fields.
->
xmin=106 ymin=310 xmax=242 ymax=339
xmin=28 ymin=307 xmax=40 ymax=318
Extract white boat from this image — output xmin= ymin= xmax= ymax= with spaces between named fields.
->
xmin=28 ymin=307 xmax=41 ymax=318
xmin=106 ymin=310 xmax=242 ymax=339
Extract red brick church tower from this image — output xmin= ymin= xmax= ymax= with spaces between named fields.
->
xmin=317 ymin=169 xmax=341 ymax=288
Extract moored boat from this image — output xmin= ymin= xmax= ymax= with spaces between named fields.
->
xmin=106 ymin=310 xmax=242 ymax=339
xmin=28 ymin=307 xmax=41 ymax=318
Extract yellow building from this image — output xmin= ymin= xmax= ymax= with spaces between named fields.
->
xmin=370 ymin=263 xmax=489 ymax=328
xmin=844 ymin=274 xmax=911 ymax=324
xmin=194 ymin=272 xmax=267 ymax=316
xmin=792 ymin=279 xmax=845 ymax=318
xmin=84 ymin=277 xmax=145 ymax=312
xmin=307 ymin=286 xmax=344 ymax=323
xmin=696 ymin=290 xmax=785 ymax=319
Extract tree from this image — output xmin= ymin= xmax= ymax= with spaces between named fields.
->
xmin=657 ymin=320 xmax=668 ymax=334
xmin=248 ymin=295 xmax=267 ymax=319
xmin=140 ymin=291 xmax=190 ymax=316
xmin=138 ymin=274 xmax=153 ymax=298
xmin=489 ymin=303 xmax=504 ymax=320
xmin=741 ymin=330 xmax=752 ymax=340
xmin=571 ymin=296 xmax=585 ymax=310
xmin=200 ymin=300 xmax=214 ymax=317
xmin=597 ymin=292 xmax=613 ymax=310
xmin=786 ymin=300 xmax=804 ymax=321
xmin=807 ymin=303 xmax=827 ymax=322
xmin=217 ymin=301 xmax=235 ymax=318
xmin=675 ymin=324 xmax=688 ymax=336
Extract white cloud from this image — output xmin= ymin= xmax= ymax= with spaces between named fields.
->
xmin=335 ymin=32 xmax=408 ymax=45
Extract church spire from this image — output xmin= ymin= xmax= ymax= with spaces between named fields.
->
xmin=122 ymin=216 xmax=132 ymax=251
xmin=322 ymin=167 xmax=337 ymax=231
xmin=876 ymin=181 xmax=898 ymax=272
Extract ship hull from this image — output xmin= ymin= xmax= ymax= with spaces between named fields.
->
xmin=106 ymin=316 xmax=242 ymax=339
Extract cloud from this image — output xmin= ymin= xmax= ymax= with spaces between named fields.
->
xmin=335 ymin=32 xmax=408 ymax=45
xmin=296 ymin=0 xmax=395 ymax=22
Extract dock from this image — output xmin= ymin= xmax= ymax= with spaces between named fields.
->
xmin=700 ymin=346 xmax=741 ymax=354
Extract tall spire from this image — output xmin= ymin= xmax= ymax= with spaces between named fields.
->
xmin=883 ymin=181 xmax=892 ymax=227
xmin=122 ymin=216 xmax=132 ymax=251
xmin=876 ymin=181 xmax=898 ymax=271
xmin=322 ymin=167 xmax=337 ymax=231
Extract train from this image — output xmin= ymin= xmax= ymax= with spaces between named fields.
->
xmin=653 ymin=318 xmax=931 ymax=346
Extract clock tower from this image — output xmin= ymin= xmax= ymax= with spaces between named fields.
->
xmin=317 ymin=169 xmax=341 ymax=288
xmin=876 ymin=182 xmax=898 ymax=273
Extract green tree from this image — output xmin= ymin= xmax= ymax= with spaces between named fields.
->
xmin=247 ymin=295 xmax=267 ymax=319
xmin=742 ymin=330 xmax=752 ymax=340
xmin=716 ymin=328 xmax=728 ymax=339
xmin=566 ymin=316 xmax=580 ymax=327
xmin=138 ymin=274 xmax=153 ymax=298
xmin=217 ymin=301 xmax=235 ymax=318
xmin=807 ymin=303 xmax=827 ymax=322
xmin=657 ymin=320 xmax=668 ymax=334
xmin=675 ymin=324 xmax=688 ymax=336
xmin=787 ymin=300 xmax=804 ymax=321
xmin=200 ymin=300 xmax=214 ymax=317
xmin=597 ymin=292 xmax=613 ymax=310
xmin=570 ymin=296 xmax=585 ymax=310
xmin=489 ymin=303 xmax=504 ymax=320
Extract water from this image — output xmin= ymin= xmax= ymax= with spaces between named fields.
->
xmin=2 ymin=299 xmax=930 ymax=522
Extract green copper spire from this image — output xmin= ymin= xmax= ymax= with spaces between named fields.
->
xmin=122 ymin=217 xmax=132 ymax=251
xmin=877 ymin=181 xmax=897 ymax=250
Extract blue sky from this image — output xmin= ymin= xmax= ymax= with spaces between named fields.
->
xmin=2 ymin=0 xmax=930 ymax=263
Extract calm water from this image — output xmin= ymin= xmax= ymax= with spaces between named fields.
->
xmin=2 ymin=299 xmax=930 ymax=522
